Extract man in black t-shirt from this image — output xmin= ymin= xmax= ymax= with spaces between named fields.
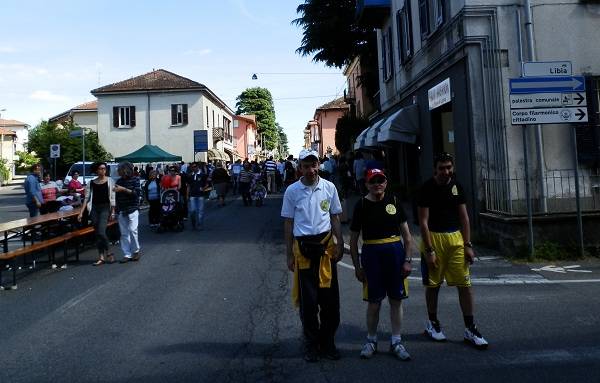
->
xmin=417 ymin=153 xmax=488 ymax=349
xmin=187 ymin=162 xmax=209 ymax=230
xmin=350 ymin=169 xmax=414 ymax=360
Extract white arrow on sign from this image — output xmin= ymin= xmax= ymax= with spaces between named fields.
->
xmin=511 ymin=77 xmax=584 ymax=91
xmin=531 ymin=265 xmax=592 ymax=273
xmin=510 ymin=92 xmax=587 ymax=109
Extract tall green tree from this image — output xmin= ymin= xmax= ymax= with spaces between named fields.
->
xmin=293 ymin=0 xmax=374 ymax=68
xmin=27 ymin=120 xmax=111 ymax=177
xmin=276 ymin=123 xmax=289 ymax=157
xmin=235 ymin=87 xmax=279 ymax=151
xmin=294 ymin=0 xmax=380 ymax=98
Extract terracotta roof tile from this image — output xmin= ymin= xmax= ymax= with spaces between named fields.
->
xmin=91 ymin=69 xmax=205 ymax=94
xmin=317 ymin=97 xmax=348 ymax=110
xmin=73 ymin=100 xmax=97 ymax=110
xmin=0 ymin=119 xmax=28 ymax=127
xmin=0 ymin=127 xmax=17 ymax=135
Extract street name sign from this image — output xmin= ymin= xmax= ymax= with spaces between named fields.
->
xmin=509 ymin=76 xmax=585 ymax=94
xmin=510 ymin=92 xmax=587 ymax=109
xmin=511 ymin=107 xmax=588 ymax=125
xmin=522 ymin=61 xmax=572 ymax=77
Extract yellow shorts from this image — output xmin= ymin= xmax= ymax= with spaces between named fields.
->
xmin=420 ymin=231 xmax=471 ymax=287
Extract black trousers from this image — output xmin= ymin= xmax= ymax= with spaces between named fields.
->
xmin=148 ymin=199 xmax=161 ymax=225
xmin=298 ymin=259 xmax=340 ymax=349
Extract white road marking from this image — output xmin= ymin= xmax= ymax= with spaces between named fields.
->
xmin=58 ymin=284 xmax=104 ymax=314
xmin=337 ymin=261 xmax=600 ymax=285
xmin=531 ymin=265 xmax=592 ymax=273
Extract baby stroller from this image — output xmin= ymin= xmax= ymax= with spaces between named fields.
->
xmin=158 ymin=189 xmax=184 ymax=232
xmin=251 ymin=173 xmax=267 ymax=207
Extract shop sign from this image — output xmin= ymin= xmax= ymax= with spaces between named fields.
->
xmin=428 ymin=78 xmax=451 ymax=110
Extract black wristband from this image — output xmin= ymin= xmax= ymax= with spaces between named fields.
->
xmin=464 ymin=242 xmax=473 ymax=248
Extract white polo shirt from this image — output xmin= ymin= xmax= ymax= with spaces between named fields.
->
xmin=281 ymin=177 xmax=343 ymax=237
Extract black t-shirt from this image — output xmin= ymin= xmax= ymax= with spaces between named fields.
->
xmin=187 ymin=172 xmax=208 ymax=197
xmin=350 ymin=194 xmax=407 ymax=240
xmin=417 ymin=178 xmax=466 ymax=232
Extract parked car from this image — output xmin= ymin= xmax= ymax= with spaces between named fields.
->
xmin=63 ymin=161 xmax=120 ymax=185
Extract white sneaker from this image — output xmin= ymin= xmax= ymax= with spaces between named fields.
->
xmin=390 ymin=342 xmax=411 ymax=361
xmin=360 ymin=341 xmax=377 ymax=359
xmin=424 ymin=320 xmax=447 ymax=341
xmin=464 ymin=325 xmax=489 ymax=349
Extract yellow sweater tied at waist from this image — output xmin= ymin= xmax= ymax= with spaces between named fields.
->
xmin=362 ymin=236 xmax=401 ymax=245
xmin=292 ymin=232 xmax=335 ymax=307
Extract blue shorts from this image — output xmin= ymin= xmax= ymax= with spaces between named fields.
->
xmin=360 ymin=241 xmax=408 ymax=302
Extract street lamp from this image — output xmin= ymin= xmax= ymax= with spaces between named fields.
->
xmin=69 ymin=128 xmax=86 ymax=184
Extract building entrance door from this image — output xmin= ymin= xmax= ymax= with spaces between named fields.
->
xmin=431 ymin=102 xmax=455 ymax=159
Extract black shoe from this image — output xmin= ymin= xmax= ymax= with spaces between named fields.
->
xmin=119 ymin=257 xmax=133 ymax=264
xmin=304 ymin=347 xmax=319 ymax=363
xmin=321 ymin=346 xmax=341 ymax=360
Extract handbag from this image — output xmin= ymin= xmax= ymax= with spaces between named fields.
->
xmin=208 ymin=189 xmax=218 ymax=200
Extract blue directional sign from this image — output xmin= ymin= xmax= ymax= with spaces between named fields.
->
xmin=193 ymin=130 xmax=208 ymax=152
xmin=510 ymin=76 xmax=585 ymax=94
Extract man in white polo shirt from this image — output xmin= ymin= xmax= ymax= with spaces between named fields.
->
xmin=281 ymin=148 xmax=345 ymax=362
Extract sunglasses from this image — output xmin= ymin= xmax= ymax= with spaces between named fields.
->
xmin=368 ymin=178 xmax=387 ymax=185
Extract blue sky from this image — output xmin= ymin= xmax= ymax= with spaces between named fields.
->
xmin=0 ymin=0 xmax=346 ymax=154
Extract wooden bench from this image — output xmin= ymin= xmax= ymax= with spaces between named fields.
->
xmin=0 ymin=223 xmax=114 ymax=290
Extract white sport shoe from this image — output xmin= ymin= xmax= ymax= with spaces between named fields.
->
xmin=390 ymin=342 xmax=411 ymax=361
xmin=360 ymin=340 xmax=377 ymax=359
xmin=464 ymin=325 xmax=489 ymax=349
xmin=424 ymin=320 xmax=447 ymax=341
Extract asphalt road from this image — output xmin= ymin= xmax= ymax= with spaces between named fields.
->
xmin=1 ymin=193 xmax=600 ymax=382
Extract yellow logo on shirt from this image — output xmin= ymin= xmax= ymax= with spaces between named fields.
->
xmin=451 ymin=185 xmax=458 ymax=196
xmin=320 ymin=200 xmax=330 ymax=212
xmin=385 ymin=204 xmax=396 ymax=215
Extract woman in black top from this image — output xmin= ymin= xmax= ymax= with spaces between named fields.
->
xmin=78 ymin=162 xmax=116 ymax=266
xmin=349 ymin=169 xmax=414 ymax=360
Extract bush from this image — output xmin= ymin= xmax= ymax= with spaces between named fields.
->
xmin=0 ymin=159 xmax=11 ymax=185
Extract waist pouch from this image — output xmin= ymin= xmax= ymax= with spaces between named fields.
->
xmin=296 ymin=232 xmax=331 ymax=261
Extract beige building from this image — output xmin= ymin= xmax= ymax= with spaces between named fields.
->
xmin=0 ymin=127 xmax=17 ymax=181
xmin=0 ymin=119 xmax=30 ymax=153
xmin=49 ymin=100 xmax=98 ymax=132
xmin=91 ymin=69 xmax=235 ymax=163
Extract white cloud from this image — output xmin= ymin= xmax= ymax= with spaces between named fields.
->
xmin=184 ymin=48 xmax=212 ymax=56
xmin=0 ymin=45 xmax=16 ymax=53
xmin=29 ymin=90 xmax=70 ymax=102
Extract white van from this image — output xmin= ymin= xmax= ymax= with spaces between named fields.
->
xmin=63 ymin=161 xmax=120 ymax=186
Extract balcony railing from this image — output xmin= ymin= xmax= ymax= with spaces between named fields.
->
xmin=212 ymin=127 xmax=224 ymax=141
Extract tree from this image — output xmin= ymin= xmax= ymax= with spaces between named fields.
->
xmin=235 ymin=87 xmax=279 ymax=151
xmin=14 ymin=150 xmax=40 ymax=171
xmin=27 ymin=120 xmax=112 ymax=177
xmin=293 ymin=0 xmax=375 ymax=68
xmin=276 ymin=123 xmax=289 ymax=158
xmin=335 ymin=114 xmax=369 ymax=154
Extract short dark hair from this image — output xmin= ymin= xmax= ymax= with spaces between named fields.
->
xmin=91 ymin=162 xmax=108 ymax=173
xmin=434 ymin=152 xmax=454 ymax=166
xmin=42 ymin=171 xmax=51 ymax=178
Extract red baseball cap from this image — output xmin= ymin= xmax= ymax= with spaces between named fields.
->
xmin=366 ymin=168 xmax=387 ymax=182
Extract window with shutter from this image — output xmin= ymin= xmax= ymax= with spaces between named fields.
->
xmin=114 ymin=106 xmax=134 ymax=128
xmin=419 ymin=0 xmax=429 ymax=38
xmin=397 ymin=1 xmax=413 ymax=65
xmin=170 ymin=104 xmax=188 ymax=126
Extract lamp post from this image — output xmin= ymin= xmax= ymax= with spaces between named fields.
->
xmin=69 ymin=128 xmax=86 ymax=183
xmin=0 ymin=108 xmax=6 ymax=163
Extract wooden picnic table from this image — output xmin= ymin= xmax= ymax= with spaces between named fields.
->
xmin=1 ymin=208 xmax=82 ymax=253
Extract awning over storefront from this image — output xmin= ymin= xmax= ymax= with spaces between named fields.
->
xmin=353 ymin=126 xmax=371 ymax=150
xmin=207 ymin=148 xmax=229 ymax=161
xmin=363 ymin=118 xmax=386 ymax=148
xmin=377 ymin=104 xmax=419 ymax=144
